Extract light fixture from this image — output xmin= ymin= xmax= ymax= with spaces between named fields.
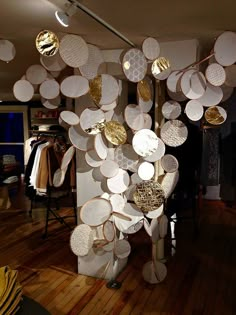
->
xmin=55 ymin=2 xmax=77 ymax=27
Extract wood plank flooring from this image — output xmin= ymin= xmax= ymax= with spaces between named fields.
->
xmin=0 ymin=185 xmax=236 ymax=314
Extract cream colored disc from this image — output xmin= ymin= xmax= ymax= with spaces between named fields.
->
xmin=160 ymin=120 xmax=188 ymax=147
xmin=39 ymin=79 xmax=60 ymax=99
xmin=53 ymin=168 xmax=66 ymax=187
xmin=142 ymin=37 xmax=160 ymax=61
xmin=107 ymin=169 xmax=130 ymax=194
xmin=138 ymin=161 xmax=155 ymax=181
xmin=26 ymin=64 xmax=47 ymax=85
xmin=146 ymin=204 xmax=164 ymax=219
xmin=114 ymin=144 xmax=139 ymax=172
xmin=85 ymin=149 xmax=103 ymax=168
xmin=180 ymin=69 xmax=206 ymax=99
xmin=143 ymin=113 xmax=152 ymax=130
xmin=224 ymin=65 xmax=236 ymax=87
xmin=167 ymin=88 xmax=188 ymax=102
xmin=132 ymin=129 xmax=158 ymax=157
xmin=122 ymin=48 xmax=147 ymax=82
xmin=114 ymin=240 xmax=131 ymax=259
xmin=123 ymin=220 xmax=144 ymax=234
xmin=60 ymin=110 xmax=80 ymax=126
xmin=204 ymin=106 xmax=227 ymax=125
xmin=142 ymin=260 xmax=167 ymax=284
xmin=131 ymin=172 xmax=143 ymax=185
xmin=100 ymin=100 xmax=117 ymax=111
xmin=68 ymin=125 xmax=93 ymax=151
xmin=61 ymin=146 xmax=75 ymax=170
xmin=70 ymin=224 xmax=95 ymax=257
xmin=185 ymin=100 xmax=204 ymax=121
xmin=79 ymin=44 xmax=104 ymax=80
xmin=94 ymin=133 xmax=108 ymax=160
xmin=162 ymin=100 xmax=181 ymax=120
xmin=59 ymin=34 xmax=89 ymax=68
xmin=159 ymin=215 xmax=168 ymax=238
xmin=40 ymin=53 xmax=67 ymax=71
xmin=161 ymin=170 xmax=179 ymax=198
xmin=214 ymin=31 xmax=236 ymax=66
xmin=144 ymin=137 xmax=165 ymax=163
xmin=80 ymin=108 xmax=105 ymax=134
xmin=221 ymin=84 xmax=234 ymax=101
xmin=104 ymin=109 xmax=114 ymax=122
xmin=110 ymin=194 xmax=126 ymax=212
xmin=124 ymin=104 xmax=144 ymax=130
xmin=13 ymin=80 xmax=34 ymax=102
xmin=205 ymin=63 xmax=226 ymax=86
xmin=100 ymin=74 xmax=119 ymax=105
xmin=151 ymin=57 xmax=171 ymax=80
xmin=138 ymin=97 xmax=153 ymax=113
xmin=197 ymin=82 xmax=223 ymax=107
xmin=0 ymin=39 xmax=16 ymax=62
xmin=166 ymin=70 xmax=183 ymax=93
xmin=41 ymin=96 xmax=60 ymax=109
xmin=161 ymin=154 xmax=179 ymax=173
xmin=103 ymin=221 xmax=115 ymax=242
xmin=80 ymin=197 xmax=112 ymax=226
xmin=60 ymin=75 xmax=89 ymax=98
xmin=100 ymin=160 xmax=119 ymax=178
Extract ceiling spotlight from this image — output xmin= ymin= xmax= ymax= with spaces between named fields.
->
xmin=55 ymin=2 xmax=77 ymax=27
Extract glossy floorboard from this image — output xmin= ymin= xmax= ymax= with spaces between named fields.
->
xmin=0 ymin=186 xmax=236 ymax=314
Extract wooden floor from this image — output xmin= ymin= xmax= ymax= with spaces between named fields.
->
xmin=0 ymin=184 xmax=236 ymax=314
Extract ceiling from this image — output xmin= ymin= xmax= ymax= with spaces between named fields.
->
xmin=0 ymin=0 xmax=236 ymax=101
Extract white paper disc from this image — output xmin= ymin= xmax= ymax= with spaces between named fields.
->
xmin=122 ymin=48 xmax=147 ymax=82
xmin=110 ymin=194 xmax=126 ymax=212
xmin=143 ymin=113 xmax=153 ymax=130
xmin=185 ymin=100 xmax=204 ymax=121
xmin=142 ymin=37 xmax=160 ymax=61
xmin=94 ymin=133 xmax=108 ymax=160
xmin=142 ymin=260 xmax=167 ymax=284
xmin=26 ymin=64 xmax=47 ymax=85
xmin=138 ymin=162 xmax=155 ymax=181
xmin=161 ymin=170 xmax=179 ymax=198
xmin=107 ymin=169 xmax=130 ymax=194
xmin=160 ymin=120 xmax=188 ymax=147
xmin=41 ymin=96 xmax=60 ymax=109
xmin=132 ymin=129 xmax=158 ymax=157
xmin=197 ymin=82 xmax=223 ymax=107
xmin=68 ymin=125 xmax=93 ymax=151
xmin=161 ymin=154 xmax=179 ymax=173
xmin=13 ymin=80 xmax=34 ymax=102
xmin=103 ymin=221 xmax=115 ymax=242
xmin=80 ymin=108 xmax=105 ymax=134
xmin=85 ymin=149 xmax=103 ymax=168
xmin=205 ymin=63 xmax=226 ymax=86
xmin=60 ymin=75 xmax=89 ymax=98
xmin=70 ymin=224 xmax=94 ymax=257
xmin=61 ymin=146 xmax=75 ymax=170
xmin=0 ymin=39 xmax=16 ymax=62
xmin=146 ymin=204 xmax=164 ymax=219
xmin=114 ymin=239 xmax=131 ymax=259
xmin=166 ymin=70 xmax=183 ymax=93
xmin=100 ymin=74 xmax=119 ymax=105
xmin=180 ymin=69 xmax=206 ymax=100
xmin=60 ymin=110 xmax=80 ymax=126
xmin=125 ymin=104 xmax=144 ymax=131
xmin=214 ymin=31 xmax=236 ymax=66
xmin=39 ymin=79 xmax=60 ymax=99
xmin=162 ymin=100 xmax=181 ymax=120
xmin=131 ymin=172 xmax=143 ymax=185
xmin=79 ymin=44 xmax=104 ymax=80
xmin=59 ymin=34 xmax=89 ymax=68
xmin=100 ymin=100 xmax=117 ymax=111
xmin=100 ymin=160 xmax=119 ymax=178
xmin=40 ymin=53 xmax=67 ymax=71
xmin=167 ymin=88 xmax=188 ymax=102
xmin=224 ymin=65 xmax=236 ymax=87
xmin=144 ymin=137 xmax=166 ymax=163
xmin=53 ymin=168 xmax=66 ymax=187
xmin=80 ymin=198 xmax=112 ymax=226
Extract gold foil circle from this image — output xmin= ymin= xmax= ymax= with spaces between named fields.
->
xmin=35 ymin=30 xmax=59 ymax=57
xmin=204 ymin=106 xmax=226 ymax=125
xmin=133 ymin=180 xmax=165 ymax=213
xmin=89 ymin=75 xmax=102 ymax=105
xmin=137 ymin=79 xmax=151 ymax=101
xmin=104 ymin=121 xmax=127 ymax=146
xmin=151 ymin=57 xmax=170 ymax=76
xmin=85 ymin=121 xmax=105 ymax=135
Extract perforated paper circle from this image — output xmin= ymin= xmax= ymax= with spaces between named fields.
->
xmin=80 ymin=108 xmax=105 ymax=134
xmin=26 ymin=64 xmax=47 ymax=85
xmin=205 ymin=63 xmax=226 ymax=86
xmin=151 ymin=57 xmax=171 ymax=80
xmin=13 ymin=80 xmax=34 ymax=102
xmin=161 ymin=154 xmax=179 ymax=173
xmin=161 ymin=170 xmax=179 ymax=198
xmin=60 ymin=75 xmax=89 ymax=98
xmin=100 ymin=160 xmax=119 ymax=178
xmin=132 ymin=129 xmax=158 ymax=157
xmin=160 ymin=120 xmax=188 ymax=147
xmin=114 ymin=240 xmax=131 ymax=259
xmin=204 ymin=106 xmax=227 ymax=125
xmin=107 ymin=169 xmax=130 ymax=194
xmin=40 ymin=53 xmax=67 ymax=71
xmin=224 ymin=65 xmax=236 ymax=87
xmin=59 ymin=34 xmax=89 ymax=68
xmin=124 ymin=104 xmax=144 ymax=131
xmin=41 ymin=96 xmax=60 ymax=109
xmin=68 ymin=125 xmax=93 ymax=151
xmin=166 ymin=70 xmax=183 ymax=93
xmin=138 ymin=162 xmax=155 ymax=181
xmin=180 ymin=70 xmax=206 ymax=100
xmin=162 ymin=100 xmax=181 ymax=120
xmin=79 ymin=44 xmax=104 ymax=80
xmin=36 ymin=29 xmax=59 ymax=57
xmin=94 ymin=133 xmax=108 ymax=160
xmin=80 ymin=198 xmax=112 ymax=226
xmin=61 ymin=146 xmax=75 ymax=170
xmin=142 ymin=37 xmax=160 ymax=61
xmin=142 ymin=261 xmax=167 ymax=284
xmin=70 ymin=224 xmax=94 ymax=257
xmin=60 ymin=110 xmax=79 ymax=126
xmin=197 ymin=82 xmax=223 ymax=107
xmin=103 ymin=221 xmax=115 ymax=242
xmin=0 ymin=39 xmax=16 ymax=62
xmin=185 ymin=100 xmax=204 ymax=121
xmin=122 ymin=48 xmax=147 ymax=82
xmin=214 ymin=31 xmax=236 ymax=66
xmin=146 ymin=204 xmax=164 ymax=219
xmin=133 ymin=180 xmax=165 ymax=212
xmin=144 ymin=137 xmax=165 ymax=163
xmin=39 ymin=79 xmax=60 ymax=99
xmin=53 ymin=168 xmax=66 ymax=187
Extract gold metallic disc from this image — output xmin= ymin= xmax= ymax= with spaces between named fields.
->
xmin=89 ymin=75 xmax=102 ymax=105
xmin=137 ymin=78 xmax=152 ymax=102
xmin=104 ymin=121 xmax=127 ymax=146
xmin=204 ymin=106 xmax=227 ymax=125
xmin=35 ymin=30 xmax=59 ymax=57
xmin=151 ymin=57 xmax=171 ymax=77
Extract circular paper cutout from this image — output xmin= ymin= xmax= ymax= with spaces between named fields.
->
xmin=110 ymin=194 xmax=126 ymax=212
xmin=159 ymin=215 xmax=168 ymax=238
xmin=125 ymin=104 xmax=144 ymax=131
xmin=0 ymin=39 xmax=16 ymax=62
xmin=80 ymin=198 xmax=112 ymax=226
xmin=80 ymin=108 xmax=105 ymax=134
xmin=100 ymin=160 xmax=119 ymax=178
xmin=204 ymin=106 xmax=227 ymax=125
xmin=132 ymin=129 xmax=158 ymax=157
xmin=133 ymin=180 xmax=165 ymax=212
xmin=142 ymin=37 xmax=160 ymax=61
xmin=104 ymin=121 xmax=127 ymax=145
xmin=103 ymin=221 xmax=115 ymax=242
xmin=53 ymin=168 xmax=66 ymax=187
xmin=185 ymin=100 xmax=204 ymax=121
xmin=224 ymin=65 xmax=236 ymax=87
xmin=142 ymin=261 xmax=167 ymax=284
xmin=160 ymin=120 xmax=188 ymax=147
xmin=214 ymin=31 xmax=236 ymax=66
xmin=161 ymin=154 xmax=179 ymax=173
xmin=205 ymin=63 xmax=226 ymax=86
xmin=60 ymin=75 xmax=89 ymax=98
xmin=70 ymin=224 xmax=94 ymax=257
xmin=40 ymin=53 xmax=66 ymax=71
xmin=60 ymin=110 xmax=79 ymax=127
xmin=107 ymin=169 xmax=130 ymax=194
xmin=39 ymin=79 xmax=60 ymax=99
xmin=94 ymin=133 xmax=108 ymax=160
xmin=61 ymin=146 xmax=75 ymax=170
xmin=166 ymin=70 xmax=183 ymax=93
xmin=137 ymin=78 xmax=152 ymax=102
xmin=161 ymin=170 xmax=179 ymax=198
xmin=181 ymin=70 xmax=206 ymax=100
xmin=151 ymin=57 xmax=171 ymax=80
xmin=68 ymin=125 xmax=93 ymax=151
xmin=35 ymin=30 xmax=59 ymax=57
xmin=143 ymin=113 xmax=152 ymax=130
xmin=26 ymin=64 xmax=47 ymax=85
xmin=146 ymin=204 xmax=164 ymax=219
xmin=122 ymin=48 xmax=147 ymax=82
xmin=85 ymin=149 xmax=103 ymax=168
xmin=221 ymin=84 xmax=234 ymax=102
xmin=41 ymin=96 xmax=60 ymax=109
xmin=114 ymin=240 xmax=131 ymax=259
xmin=79 ymin=44 xmax=104 ymax=80
xmin=138 ymin=162 xmax=155 ymax=181
xmin=197 ymin=83 xmax=223 ymax=107
xmin=13 ymin=80 xmax=34 ymax=102
xmin=162 ymin=100 xmax=181 ymax=120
